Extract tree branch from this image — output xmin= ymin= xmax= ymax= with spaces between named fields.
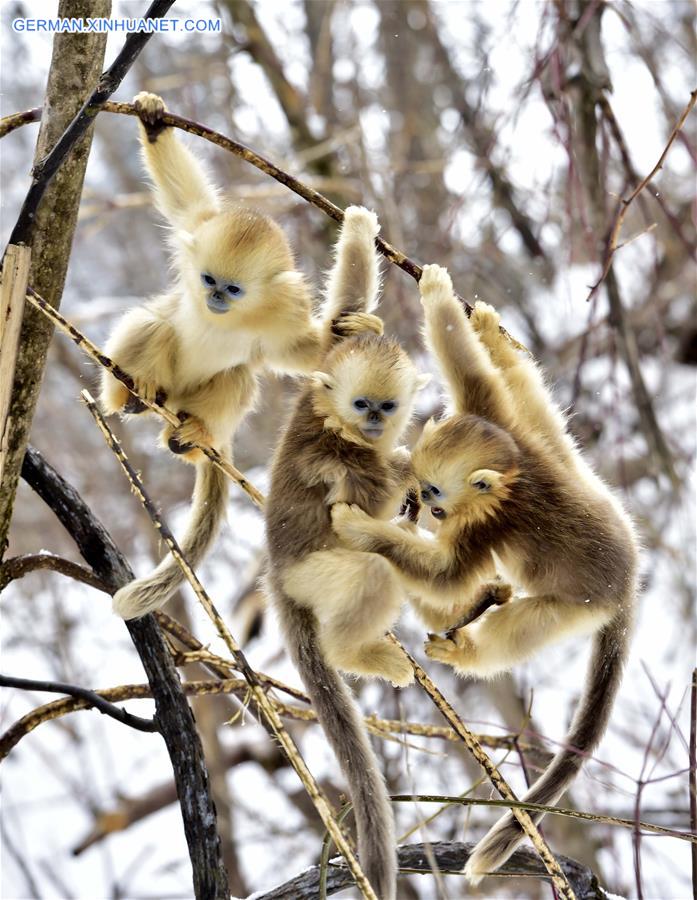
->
xmin=19 ymin=444 xmax=229 ymax=899
xmin=81 ymin=391 xmax=375 ymax=899
xmin=8 ymin=0 xmax=176 ymax=246
xmin=0 ymin=674 xmax=159 ymax=737
xmin=253 ymin=841 xmax=610 ymax=900
xmin=0 ymin=552 xmax=107 ymax=593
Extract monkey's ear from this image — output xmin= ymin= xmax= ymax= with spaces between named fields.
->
xmin=468 ymin=468 xmax=505 ymax=493
xmin=312 ymin=371 xmax=336 ymax=390
xmin=421 ymin=416 xmax=438 ymax=436
xmin=415 ymin=373 xmax=432 ymax=390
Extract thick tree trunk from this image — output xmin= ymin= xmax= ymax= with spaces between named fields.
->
xmin=0 ymin=0 xmax=110 ymax=554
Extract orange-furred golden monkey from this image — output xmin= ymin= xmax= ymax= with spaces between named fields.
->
xmin=265 ymin=208 xmax=430 ymax=900
xmin=103 ymin=92 xmax=380 ymax=620
xmin=332 ymin=264 xmax=639 ymax=884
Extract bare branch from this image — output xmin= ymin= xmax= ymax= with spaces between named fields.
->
xmin=19 ymin=445 xmax=229 ymax=898
xmin=7 ymin=0 xmax=176 ymax=247
xmin=0 ymin=552 xmax=107 ymax=593
xmin=586 ymin=88 xmax=697 ymax=302
xmin=254 ymin=841 xmax=610 ymax=900
xmin=0 ymin=674 xmax=159 ymax=743
xmin=81 ymin=391 xmax=375 ymax=899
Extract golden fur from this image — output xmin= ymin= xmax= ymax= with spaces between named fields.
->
xmin=103 ymin=93 xmax=379 ymax=620
xmin=332 ymin=264 xmax=639 ymax=883
xmin=265 ymin=210 xmax=428 ymax=899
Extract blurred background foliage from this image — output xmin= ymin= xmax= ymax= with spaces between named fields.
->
xmin=1 ymin=1 xmax=695 ymax=897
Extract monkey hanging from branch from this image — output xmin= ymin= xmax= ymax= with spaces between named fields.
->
xmin=101 ymin=93 xmax=379 ymax=620
xmin=265 ymin=207 xmax=430 ymax=900
xmin=332 ymin=263 xmax=639 ymax=884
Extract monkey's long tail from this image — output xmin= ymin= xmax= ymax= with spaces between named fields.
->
xmin=112 ymin=462 xmax=228 ymax=619
xmin=464 ymin=601 xmax=634 ymax=885
xmin=276 ymin=591 xmax=397 ymax=900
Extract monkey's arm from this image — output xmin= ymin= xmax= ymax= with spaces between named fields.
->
xmin=100 ymin=300 xmax=177 ymax=414
xmin=259 ymin=270 xmax=382 ymax=375
xmin=162 ymin=365 xmax=258 ymax=463
xmin=331 ymin=502 xmax=488 ymax=603
xmin=420 ymin=265 xmax=515 ymax=428
xmin=323 ymin=206 xmax=381 ymax=328
xmin=470 ymin=302 xmax=576 ymax=455
xmin=134 ymin=92 xmax=219 ymax=230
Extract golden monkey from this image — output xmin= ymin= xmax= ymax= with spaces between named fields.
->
xmin=103 ymin=92 xmax=379 ymax=620
xmin=265 ymin=208 xmax=429 ymax=900
xmin=332 ymin=264 xmax=638 ymax=884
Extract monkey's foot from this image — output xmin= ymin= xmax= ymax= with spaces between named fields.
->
xmin=330 ymin=503 xmax=375 ymax=550
xmin=162 ymin=413 xmax=213 ymax=464
xmin=418 ymin=264 xmax=453 ymax=305
xmin=425 ymin=628 xmax=477 ymax=671
xmin=342 ymin=205 xmax=380 ymax=238
xmin=338 ymin=640 xmax=414 ymax=687
xmin=133 ymin=91 xmax=167 ymax=140
xmin=331 ymin=311 xmax=384 ymax=339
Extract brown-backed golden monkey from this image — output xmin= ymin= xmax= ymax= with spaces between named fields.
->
xmin=104 ymin=93 xmax=380 ymax=620
xmin=265 ymin=209 xmax=429 ymax=900
xmin=332 ymin=264 xmax=639 ymax=885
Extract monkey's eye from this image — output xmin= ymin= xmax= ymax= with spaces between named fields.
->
xmin=201 ymin=273 xmax=216 ymax=287
xmin=427 ymin=484 xmax=441 ymax=497
xmin=225 ymin=283 xmax=243 ymax=297
xmin=472 ymin=480 xmax=490 ymax=492
xmin=381 ymin=401 xmax=398 ymax=414
xmin=353 ymin=399 xmax=369 ymax=411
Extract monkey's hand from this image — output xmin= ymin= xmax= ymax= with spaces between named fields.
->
xmin=469 ymin=301 xmax=516 ymax=368
xmin=331 ymin=502 xmax=376 ymax=550
xmin=100 ymin=373 xmax=166 ymax=416
xmin=161 ymin=412 xmax=214 ymax=465
xmin=425 ymin=628 xmax=477 ymax=672
xmin=331 ymin=311 xmax=384 ymax=339
xmin=342 ymin=205 xmax=380 ymax=239
xmin=418 ymin=264 xmax=454 ymax=307
xmin=133 ymin=91 xmax=167 ymax=140
xmin=444 ymin=582 xmax=513 ymax=637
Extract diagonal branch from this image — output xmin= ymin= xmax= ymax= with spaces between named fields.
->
xmin=0 ymin=674 xmax=158 ymax=737
xmin=586 ymin=88 xmax=697 ymax=302
xmin=81 ymin=390 xmax=376 ymax=899
xmin=19 ymin=445 xmax=229 ymax=899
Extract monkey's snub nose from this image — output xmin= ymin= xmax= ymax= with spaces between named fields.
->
xmin=206 ymin=294 xmax=231 ymax=314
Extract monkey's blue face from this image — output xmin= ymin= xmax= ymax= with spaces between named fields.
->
xmin=352 ymin=396 xmax=399 ymax=440
xmin=420 ymin=482 xmax=448 ymax=519
xmin=200 ymin=272 xmax=245 ymax=314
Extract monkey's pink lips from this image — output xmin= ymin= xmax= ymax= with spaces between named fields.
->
xmin=431 ymin=507 xmax=446 ymax=519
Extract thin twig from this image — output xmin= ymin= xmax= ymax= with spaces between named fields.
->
xmin=1 ymin=101 xmax=526 ymax=349
xmin=0 ymin=674 xmax=159 ymax=742
xmin=80 ymin=390 xmax=376 ymax=900
xmin=586 ymin=88 xmax=697 ymax=302
xmin=387 ymin=795 xmax=695 ymax=843
xmin=387 ymin=635 xmax=576 ymax=899
xmin=0 ymin=552 xmax=107 ymax=593
xmin=24 ymin=287 xmax=264 ymax=507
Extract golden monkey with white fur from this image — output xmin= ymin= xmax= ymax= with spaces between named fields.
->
xmin=102 ymin=92 xmax=379 ymax=620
